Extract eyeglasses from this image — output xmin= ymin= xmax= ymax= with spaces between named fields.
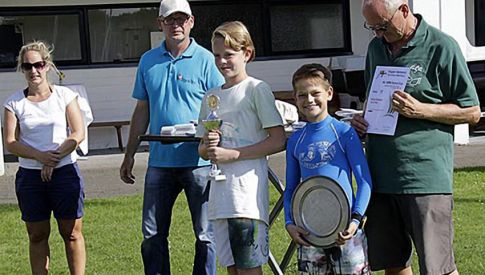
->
xmin=363 ymin=6 xmax=400 ymax=33
xmin=161 ymin=15 xmax=190 ymax=26
xmin=363 ymin=21 xmax=390 ymax=32
xmin=21 ymin=61 xmax=47 ymax=71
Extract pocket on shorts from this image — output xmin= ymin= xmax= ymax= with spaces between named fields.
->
xmin=338 ymin=230 xmax=370 ymax=274
xmin=14 ymin=167 xmax=40 ymax=193
xmin=227 ymin=218 xmax=269 ymax=269
xmin=59 ymin=163 xmax=84 ymax=189
xmin=297 ymin=245 xmax=331 ymax=274
xmin=15 ymin=168 xmax=24 ymax=193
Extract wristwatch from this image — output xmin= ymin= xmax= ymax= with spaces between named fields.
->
xmin=351 ymin=213 xmax=367 ymax=229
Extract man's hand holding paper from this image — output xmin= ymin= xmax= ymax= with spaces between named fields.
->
xmin=364 ymin=66 xmax=410 ymax=136
xmin=392 ymin=90 xmax=425 ymax=119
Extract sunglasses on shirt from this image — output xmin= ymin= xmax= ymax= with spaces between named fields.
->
xmin=21 ymin=61 xmax=47 ymax=71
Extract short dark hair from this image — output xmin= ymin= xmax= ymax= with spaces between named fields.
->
xmin=292 ymin=63 xmax=332 ymax=90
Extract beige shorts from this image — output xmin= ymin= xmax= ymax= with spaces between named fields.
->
xmin=214 ymin=218 xmax=269 ymax=269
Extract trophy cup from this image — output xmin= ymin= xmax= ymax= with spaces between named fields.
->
xmin=202 ymin=94 xmax=226 ymax=181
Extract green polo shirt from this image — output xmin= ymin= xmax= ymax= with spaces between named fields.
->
xmin=365 ymin=14 xmax=480 ymax=194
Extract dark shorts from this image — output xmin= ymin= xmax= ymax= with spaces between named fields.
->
xmin=15 ymin=163 xmax=85 ymax=222
xmin=365 ymin=193 xmax=456 ymax=275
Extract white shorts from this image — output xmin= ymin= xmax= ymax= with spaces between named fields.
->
xmin=214 ymin=218 xmax=269 ymax=269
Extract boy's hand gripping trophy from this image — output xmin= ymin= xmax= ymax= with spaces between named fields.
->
xmin=203 ymin=94 xmax=226 ymax=181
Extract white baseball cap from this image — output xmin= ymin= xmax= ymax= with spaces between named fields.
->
xmin=159 ymin=0 xmax=192 ymax=18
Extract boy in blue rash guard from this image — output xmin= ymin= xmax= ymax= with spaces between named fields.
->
xmin=284 ymin=64 xmax=372 ymax=274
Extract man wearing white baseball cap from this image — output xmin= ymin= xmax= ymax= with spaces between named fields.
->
xmin=159 ymin=0 xmax=192 ymax=18
xmin=120 ymin=0 xmax=224 ymax=274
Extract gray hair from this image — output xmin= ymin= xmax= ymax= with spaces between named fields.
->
xmin=363 ymin=0 xmax=405 ymax=14
xmin=383 ymin=0 xmax=405 ymax=13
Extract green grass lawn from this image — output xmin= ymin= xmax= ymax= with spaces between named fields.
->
xmin=1 ymin=167 xmax=484 ymax=274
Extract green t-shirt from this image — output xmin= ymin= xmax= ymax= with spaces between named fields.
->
xmin=365 ymin=15 xmax=480 ymax=194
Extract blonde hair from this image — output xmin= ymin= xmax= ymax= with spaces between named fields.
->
xmin=211 ymin=21 xmax=255 ymax=62
xmin=16 ymin=41 xmax=57 ymax=73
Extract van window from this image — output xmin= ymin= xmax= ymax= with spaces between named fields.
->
xmin=0 ymin=13 xmax=82 ymax=67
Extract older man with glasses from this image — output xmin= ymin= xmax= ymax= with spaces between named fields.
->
xmin=119 ymin=0 xmax=224 ymax=274
xmin=351 ymin=0 xmax=481 ymax=275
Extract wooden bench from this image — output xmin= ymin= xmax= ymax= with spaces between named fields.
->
xmin=89 ymin=120 xmax=130 ymax=152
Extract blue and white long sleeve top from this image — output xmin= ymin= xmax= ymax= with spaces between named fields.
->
xmin=284 ymin=116 xmax=372 ymax=226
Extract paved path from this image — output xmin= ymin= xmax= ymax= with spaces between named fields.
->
xmin=1 ymin=136 xmax=484 ymax=204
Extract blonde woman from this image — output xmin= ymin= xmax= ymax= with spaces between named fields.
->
xmin=3 ymin=41 xmax=86 ymax=275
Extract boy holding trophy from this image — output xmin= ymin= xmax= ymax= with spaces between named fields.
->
xmin=197 ymin=21 xmax=285 ymax=274
xmin=284 ymin=64 xmax=372 ymax=274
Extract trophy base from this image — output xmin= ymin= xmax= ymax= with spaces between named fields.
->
xmin=214 ymin=174 xmax=226 ymax=181
xmin=209 ymin=169 xmax=226 ymax=181
xmin=209 ymin=162 xmax=225 ymax=181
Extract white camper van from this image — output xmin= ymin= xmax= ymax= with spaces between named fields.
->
xmin=0 ymin=0 xmax=484 ymax=150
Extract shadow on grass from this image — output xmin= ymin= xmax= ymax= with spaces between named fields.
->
xmin=0 ymin=204 xmax=18 ymax=214
xmin=454 ymin=166 xmax=485 ymax=173
xmin=85 ymin=200 xmax=124 ymax=207
xmin=85 ymin=194 xmax=141 ymax=207
xmin=453 ymin=197 xmax=485 ymax=203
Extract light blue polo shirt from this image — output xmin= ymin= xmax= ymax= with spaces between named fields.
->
xmin=132 ymin=38 xmax=224 ymax=167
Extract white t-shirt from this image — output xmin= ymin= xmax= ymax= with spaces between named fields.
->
xmin=196 ymin=77 xmax=284 ymax=224
xmin=4 ymin=85 xmax=78 ymax=169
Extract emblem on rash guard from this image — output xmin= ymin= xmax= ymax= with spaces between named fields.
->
xmin=299 ymin=141 xmax=336 ymax=169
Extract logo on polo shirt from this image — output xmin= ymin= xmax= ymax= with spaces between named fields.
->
xmin=408 ymin=63 xmax=425 ymax=87
xmin=177 ymin=73 xmax=197 ymax=85
xmin=410 ymin=64 xmax=423 ymax=74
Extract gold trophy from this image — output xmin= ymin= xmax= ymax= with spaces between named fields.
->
xmin=203 ymin=94 xmax=226 ymax=181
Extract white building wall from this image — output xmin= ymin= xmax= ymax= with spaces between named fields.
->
xmin=9 ymin=0 xmax=454 ymax=151
xmin=412 ymin=0 xmax=485 ymax=62
xmin=2 ymin=0 xmax=372 ymax=151
xmin=0 ymin=0 xmax=158 ymax=7
xmin=3 ymin=0 xmax=484 ymax=150
xmin=465 ymin=0 xmax=475 ymax=44
xmin=411 ymin=0 xmax=485 ymax=145
xmin=0 ymin=67 xmax=137 ymax=151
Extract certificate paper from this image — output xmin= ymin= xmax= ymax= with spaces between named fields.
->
xmin=364 ymin=66 xmax=410 ymax=136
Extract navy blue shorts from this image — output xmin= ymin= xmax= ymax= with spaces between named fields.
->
xmin=15 ymin=163 xmax=85 ymax=222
